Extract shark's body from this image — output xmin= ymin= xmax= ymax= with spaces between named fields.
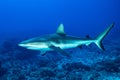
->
xmin=19 ymin=23 xmax=114 ymax=56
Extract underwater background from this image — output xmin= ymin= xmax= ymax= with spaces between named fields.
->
xmin=0 ymin=0 xmax=120 ymax=80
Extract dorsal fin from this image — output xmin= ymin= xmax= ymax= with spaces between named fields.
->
xmin=56 ymin=24 xmax=66 ymax=35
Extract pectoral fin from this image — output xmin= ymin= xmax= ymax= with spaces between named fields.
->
xmin=49 ymin=45 xmax=71 ymax=57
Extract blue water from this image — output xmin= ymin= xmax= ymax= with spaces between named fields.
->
xmin=0 ymin=0 xmax=120 ymax=80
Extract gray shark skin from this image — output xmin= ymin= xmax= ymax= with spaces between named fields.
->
xmin=18 ymin=23 xmax=114 ymax=56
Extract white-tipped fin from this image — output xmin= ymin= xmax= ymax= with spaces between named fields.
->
xmin=56 ymin=24 xmax=65 ymax=35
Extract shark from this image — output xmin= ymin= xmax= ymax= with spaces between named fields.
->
xmin=18 ymin=23 xmax=114 ymax=57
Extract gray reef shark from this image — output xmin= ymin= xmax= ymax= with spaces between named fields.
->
xmin=18 ymin=23 xmax=114 ymax=57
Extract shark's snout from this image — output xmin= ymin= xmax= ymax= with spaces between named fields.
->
xmin=18 ymin=43 xmax=25 ymax=47
xmin=18 ymin=41 xmax=28 ymax=47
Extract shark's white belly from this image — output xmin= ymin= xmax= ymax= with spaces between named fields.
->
xmin=25 ymin=40 xmax=93 ymax=51
xmin=27 ymin=43 xmax=79 ymax=51
xmin=58 ymin=44 xmax=78 ymax=49
xmin=51 ymin=41 xmax=80 ymax=50
xmin=51 ymin=40 xmax=94 ymax=50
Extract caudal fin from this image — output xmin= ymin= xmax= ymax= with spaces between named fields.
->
xmin=95 ymin=23 xmax=114 ymax=50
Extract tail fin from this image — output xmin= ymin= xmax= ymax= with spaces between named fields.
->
xmin=95 ymin=23 xmax=114 ymax=50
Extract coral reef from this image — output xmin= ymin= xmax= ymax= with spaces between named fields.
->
xmin=0 ymin=39 xmax=120 ymax=80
